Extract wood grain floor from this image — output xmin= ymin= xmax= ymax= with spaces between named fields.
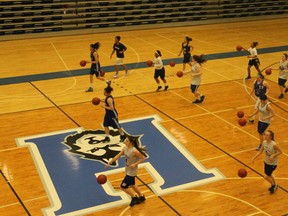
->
xmin=1 ymin=18 xmax=288 ymax=216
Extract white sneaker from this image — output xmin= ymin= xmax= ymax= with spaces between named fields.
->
xmin=113 ymin=74 xmax=119 ymax=78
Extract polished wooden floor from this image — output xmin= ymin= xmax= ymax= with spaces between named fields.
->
xmin=1 ymin=19 xmax=288 ymax=216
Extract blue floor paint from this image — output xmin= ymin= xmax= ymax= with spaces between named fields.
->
xmin=1 ymin=45 xmax=287 ymax=86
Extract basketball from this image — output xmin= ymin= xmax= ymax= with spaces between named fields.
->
xmin=265 ymin=68 xmax=272 ymax=75
xmin=237 ymin=111 xmax=244 ymax=118
xmin=97 ymin=174 xmax=107 ymax=184
xmin=177 ymin=71 xmax=183 ymax=77
xmin=146 ymin=60 xmax=153 ymax=67
xmin=80 ymin=60 xmax=86 ymax=67
xmin=236 ymin=45 xmax=243 ymax=51
xmin=92 ymin=97 xmax=101 ymax=105
xmin=238 ymin=118 xmax=246 ymax=126
xmin=170 ymin=61 xmax=176 ymax=67
xmin=238 ymin=168 xmax=247 ymax=178
xmin=100 ymin=70 xmax=105 ymax=77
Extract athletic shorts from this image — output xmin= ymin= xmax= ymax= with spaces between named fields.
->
xmin=258 ymin=121 xmax=270 ymax=134
xmin=278 ymin=78 xmax=287 ymax=86
xmin=103 ymin=115 xmax=120 ymax=129
xmin=183 ymin=54 xmax=191 ymax=63
xmin=154 ymin=67 xmax=165 ymax=79
xmin=120 ymin=175 xmax=135 ymax=189
xmin=90 ymin=64 xmax=100 ymax=77
xmin=248 ymin=58 xmax=260 ymax=67
xmin=115 ymin=58 xmax=124 ymax=65
xmin=264 ymin=162 xmax=277 ymax=176
xmin=190 ymin=84 xmax=199 ymax=93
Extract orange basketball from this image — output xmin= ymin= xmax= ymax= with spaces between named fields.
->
xmin=100 ymin=70 xmax=105 ymax=77
xmin=97 ymin=174 xmax=107 ymax=184
xmin=236 ymin=45 xmax=243 ymax=51
xmin=92 ymin=97 xmax=100 ymax=105
xmin=177 ymin=71 xmax=183 ymax=78
xmin=146 ymin=60 xmax=153 ymax=67
xmin=238 ymin=118 xmax=246 ymax=126
xmin=80 ymin=60 xmax=86 ymax=67
xmin=238 ymin=168 xmax=247 ymax=178
xmin=237 ymin=111 xmax=244 ymax=118
xmin=170 ymin=61 xmax=176 ymax=67
xmin=265 ymin=68 xmax=272 ymax=75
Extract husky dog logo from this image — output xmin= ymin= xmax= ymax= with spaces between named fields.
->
xmin=64 ymin=130 xmax=124 ymax=166
xmin=63 ymin=130 xmax=143 ymax=166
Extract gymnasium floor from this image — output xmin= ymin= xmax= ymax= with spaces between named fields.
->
xmin=0 ymin=19 xmax=288 ymax=216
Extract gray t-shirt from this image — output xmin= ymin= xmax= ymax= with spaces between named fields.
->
xmin=124 ymin=146 xmax=139 ymax=176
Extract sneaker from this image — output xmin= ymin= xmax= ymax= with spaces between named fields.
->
xmin=130 ymin=196 xmax=140 ymax=206
xmin=139 ymin=195 xmax=146 ymax=203
xmin=200 ymin=95 xmax=205 ymax=102
xmin=256 ymin=143 xmax=262 ymax=151
xmin=156 ymin=86 xmax=162 ymax=91
xmin=270 ymin=184 xmax=278 ymax=194
xmin=102 ymin=136 xmax=110 ymax=143
xmin=106 ymin=80 xmax=111 ymax=85
xmin=85 ymin=87 xmax=93 ymax=92
xmin=245 ymin=76 xmax=251 ymax=80
xmin=113 ymin=74 xmax=119 ymax=78
xmin=278 ymin=94 xmax=284 ymax=99
xmin=268 ymin=185 xmax=274 ymax=192
xmin=164 ymin=85 xmax=169 ymax=91
xmin=285 ymin=87 xmax=288 ymax=93
xmin=248 ymin=119 xmax=254 ymax=124
xmin=120 ymin=134 xmax=126 ymax=142
xmin=192 ymin=99 xmax=201 ymax=104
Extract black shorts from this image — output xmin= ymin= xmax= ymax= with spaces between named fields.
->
xmin=278 ymin=78 xmax=287 ymax=86
xmin=183 ymin=54 xmax=191 ymax=63
xmin=264 ymin=162 xmax=277 ymax=176
xmin=258 ymin=121 xmax=269 ymax=134
xmin=120 ymin=175 xmax=135 ymax=189
xmin=154 ymin=67 xmax=165 ymax=79
xmin=90 ymin=64 xmax=100 ymax=77
xmin=103 ymin=114 xmax=120 ymax=129
xmin=248 ymin=58 xmax=260 ymax=67
xmin=190 ymin=84 xmax=199 ymax=93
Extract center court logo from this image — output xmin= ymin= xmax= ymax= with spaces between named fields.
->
xmin=63 ymin=130 xmax=134 ymax=166
xmin=17 ymin=115 xmax=224 ymax=216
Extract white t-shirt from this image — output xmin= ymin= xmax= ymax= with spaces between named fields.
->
xmin=248 ymin=47 xmax=258 ymax=59
xmin=191 ymin=63 xmax=202 ymax=85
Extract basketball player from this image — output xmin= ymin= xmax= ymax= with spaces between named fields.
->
xmin=153 ymin=50 xmax=168 ymax=91
xmin=242 ymin=42 xmax=261 ymax=79
xmin=249 ymin=94 xmax=275 ymax=151
xmin=101 ymin=85 xmax=126 ymax=142
xmin=178 ymin=36 xmax=193 ymax=71
xmin=85 ymin=42 xmax=111 ymax=92
xmin=248 ymin=73 xmax=270 ymax=124
xmin=252 ymin=130 xmax=282 ymax=194
xmin=110 ymin=36 xmax=128 ymax=78
xmin=105 ymin=136 xmax=147 ymax=206
xmin=277 ymin=53 xmax=288 ymax=99
xmin=184 ymin=54 xmax=206 ymax=103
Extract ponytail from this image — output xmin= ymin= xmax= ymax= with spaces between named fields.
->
xmin=127 ymin=136 xmax=147 ymax=157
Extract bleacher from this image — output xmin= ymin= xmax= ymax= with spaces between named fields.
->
xmin=0 ymin=0 xmax=288 ymax=39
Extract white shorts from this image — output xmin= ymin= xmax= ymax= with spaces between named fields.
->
xmin=115 ymin=58 xmax=124 ymax=65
